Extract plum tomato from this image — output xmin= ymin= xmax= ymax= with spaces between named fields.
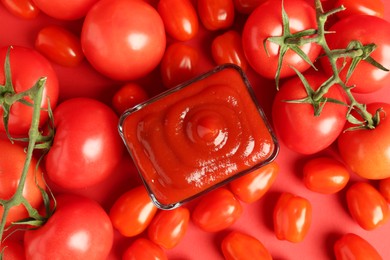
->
xmin=335 ymin=0 xmax=385 ymax=19
xmin=346 ymin=182 xmax=389 ymax=230
xmin=81 ymin=0 xmax=166 ymax=81
xmin=229 ymin=161 xmax=279 ymax=203
xmin=197 ymin=0 xmax=235 ymax=31
xmin=112 ymin=82 xmax=149 ymax=115
xmin=379 ymin=177 xmax=390 ymax=203
xmin=109 ymin=186 xmax=158 ymax=237
xmin=191 ymin=188 xmax=243 ymax=232
xmin=0 ymin=0 xmax=40 ymax=19
xmin=273 ymin=192 xmax=312 ymax=243
xmin=334 ymin=233 xmax=383 ymax=260
xmin=31 ymin=0 xmax=100 ymax=20
xmin=232 ymin=0 xmax=266 ymax=14
xmin=302 ymin=157 xmax=350 ymax=194
xmin=122 ymin=238 xmax=168 ymax=260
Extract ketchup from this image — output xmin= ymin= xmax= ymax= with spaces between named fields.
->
xmin=119 ymin=64 xmax=278 ymax=209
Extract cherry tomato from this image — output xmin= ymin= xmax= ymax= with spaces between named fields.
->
xmin=303 ymin=157 xmax=350 ymax=194
xmin=0 ymin=240 xmax=25 ymax=260
xmin=232 ymin=0 xmax=266 ymax=14
xmin=45 ymin=98 xmax=124 ymax=189
xmin=158 ymin=0 xmax=199 ymax=41
xmin=338 ymin=103 xmax=390 ymax=180
xmin=379 ymin=177 xmax=390 ymax=203
xmin=334 ymin=233 xmax=383 ymax=260
xmin=346 ymin=182 xmax=389 ymax=230
xmin=81 ymin=0 xmax=166 ymax=81
xmin=109 ymin=185 xmax=158 ymax=237
xmin=211 ymin=30 xmax=248 ymax=71
xmin=0 ymin=0 xmax=39 ymax=19
xmin=122 ymin=238 xmax=168 ymax=260
xmin=192 ymin=188 xmax=243 ymax=232
xmin=31 ymin=0 xmax=99 ymax=20
xmin=221 ymin=231 xmax=272 ymax=260
xmin=35 ymin=25 xmax=84 ymax=67
xmin=197 ymin=0 xmax=235 ymax=31
xmin=148 ymin=207 xmax=190 ymax=249
xmin=335 ymin=0 xmax=385 ymax=19
xmin=273 ymin=192 xmax=312 ymax=243
xmin=112 ymin=83 xmax=149 ymax=115
xmin=229 ymin=161 xmax=279 ymax=203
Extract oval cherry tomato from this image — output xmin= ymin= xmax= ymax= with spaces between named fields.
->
xmin=233 ymin=0 xmax=266 ymax=14
xmin=303 ymin=157 xmax=350 ymax=194
xmin=148 ymin=207 xmax=190 ymax=249
xmin=334 ymin=233 xmax=383 ymax=260
xmin=35 ymin=25 xmax=84 ymax=67
xmin=112 ymin=83 xmax=149 ymax=115
xmin=122 ymin=238 xmax=168 ymax=260
xmin=158 ymin=0 xmax=199 ymax=41
xmin=335 ymin=0 xmax=385 ymax=19
xmin=229 ymin=161 xmax=279 ymax=203
xmin=31 ymin=0 xmax=99 ymax=20
xmin=0 ymin=0 xmax=40 ymax=19
xmin=273 ymin=192 xmax=312 ymax=243
xmin=197 ymin=0 xmax=235 ymax=31
xmin=221 ymin=231 xmax=272 ymax=260
xmin=379 ymin=177 xmax=390 ymax=203
xmin=346 ymin=182 xmax=389 ymax=230
xmin=192 ymin=188 xmax=243 ymax=232
xmin=109 ymin=185 xmax=158 ymax=237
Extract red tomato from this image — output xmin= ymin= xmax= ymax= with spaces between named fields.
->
xmin=211 ymin=30 xmax=248 ymax=71
xmin=45 ymin=98 xmax=124 ymax=189
xmin=0 ymin=240 xmax=25 ymax=260
xmin=232 ymin=0 xmax=266 ymax=14
xmin=197 ymin=0 xmax=235 ymax=31
xmin=158 ymin=0 xmax=199 ymax=41
xmin=338 ymin=103 xmax=390 ymax=180
xmin=0 ymin=0 xmax=40 ymax=19
xmin=221 ymin=231 xmax=272 ymax=260
xmin=273 ymin=192 xmax=312 ymax=243
xmin=122 ymin=238 xmax=168 ymax=260
xmin=35 ymin=25 xmax=84 ymax=67
xmin=303 ymin=157 xmax=350 ymax=194
xmin=112 ymin=83 xmax=149 ymax=115
xmin=242 ymin=0 xmax=321 ymax=80
xmin=192 ymin=188 xmax=243 ymax=232
xmin=148 ymin=207 xmax=190 ymax=249
xmin=334 ymin=233 xmax=383 ymax=260
xmin=346 ymin=182 xmax=389 ymax=230
xmin=229 ymin=161 xmax=279 ymax=203
xmin=272 ymin=73 xmax=347 ymax=154
xmin=379 ymin=177 xmax=390 ymax=203
xmin=109 ymin=186 xmax=158 ymax=237
xmin=31 ymin=0 xmax=99 ymax=20
xmin=335 ymin=0 xmax=385 ymax=19
xmin=0 ymin=46 xmax=59 ymax=136
xmin=81 ymin=0 xmax=166 ymax=81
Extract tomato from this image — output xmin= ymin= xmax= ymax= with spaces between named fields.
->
xmin=302 ymin=157 xmax=350 ymax=194
xmin=334 ymin=233 xmax=383 ymax=260
xmin=122 ymin=238 xmax=168 ymax=260
xmin=379 ymin=177 xmax=390 ymax=203
xmin=191 ymin=188 xmax=243 ymax=232
xmin=31 ymin=0 xmax=99 ymax=20
xmin=272 ymin=73 xmax=347 ymax=154
xmin=112 ymin=82 xmax=149 ymax=115
xmin=0 ymin=46 xmax=59 ymax=137
xmin=221 ymin=231 xmax=272 ymax=260
xmin=338 ymin=103 xmax=390 ymax=180
xmin=273 ymin=192 xmax=312 ymax=243
xmin=335 ymin=0 xmax=385 ymax=19
xmin=0 ymin=240 xmax=25 ymax=260
xmin=35 ymin=25 xmax=84 ymax=67
xmin=321 ymin=15 xmax=390 ymax=93
xmin=24 ymin=194 xmax=114 ymax=260
xmin=197 ymin=0 xmax=235 ymax=31
xmin=81 ymin=0 xmax=166 ymax=81
xmin=45 ymin=98 xmax=124 ymax=189
xmin=229 ymin=161 xmax=279 ymax=203
xmin=109 ymin=185 xmax=158 ymax=237
xmin=0 ymin=0 xmax=40 ymax=19
xmin=148 ymin=207 xmax=190 ymax=249
xmin=211 ymin=30 xmax=248 ymax=71
xmin=232 ymin=0 xmax=266 ymax=14
xmin=242 ymin=0 xmax=321 ymax=80
xmin=346 ymin=182 xmax=389 ymax=230
xmin=158 ymin=0 xmax=198 ymax=41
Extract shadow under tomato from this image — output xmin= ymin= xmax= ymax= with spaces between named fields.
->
xmin=259 ymin=190 xmax=282 ymax=233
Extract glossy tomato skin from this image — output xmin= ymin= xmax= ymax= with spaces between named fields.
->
xmin=197 ymin=0 xmax=235 ymax=31
xmin=242 ymin=0 xmax=321 ymax=79
xmin=0 ymin=240 xmax=25 ymax=260
xmin=109 ymin=186 xmax=158 ymax=237
xmin=379 ymin=177 xmax=390 ymax=203
xmin=158 ymin=0 xmax=198 ymax=41
xmin=192 ymin=188 xmax=243 ymax=232
xmin=31 ymin=0 xmax=99 ymax=20
xmin=81 ymin=0 xmax=166 ymax=81
xmin=338 ymin=103 xmax=390 ymax=180
xmin=112 ymin=82 xmax=149 ymax=115
xmin=346 ymin=182 xmax=389 ymax=230
xmin=335 ymin=0 xmax=385 ymax=19
xmin=334 ymin=233 xmax=383 ymax=260
xmin=272 ymin=73 xmax=347 ymax=154
xmin=273 ymin=192 xmax=312 ymax=243
xmin=1 ymin=0 xmax=40 ymax=19
xmin=122 ymin=238 xmax=168 ymax=260
xmin=45 ymin=98 xmax=124 ymax=189
xmin=221 ymin=231 xmax=272 ymax=260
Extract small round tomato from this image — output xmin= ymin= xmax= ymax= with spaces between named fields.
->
xmin=192 ymin=188 xmax=243 ymax=232
xmin=148 ymin=206 xmax=190 ymax=249
xmin=303 ymin=157 xmax=350 ymax=194
xmin=197 ymin=0 xmax=235 ymax=31
xmin=334 ymin=233 xmax=382 ymax=260
xmin=122 ymin=238 xmax=168 ymax=260
xmin=0 ymin=0 xmax=40 ymax=19
xmin=109 ymin=186 xmax=158 ymax=237
xmin=232 ymin=0 xmax=266 ymax=14
xmin=273 ymin=192 xmax=312 ymax=243
xmin=379 ymin=177 xmax=390 ymax=203
xmin=31 ymin=0 xmax=100 ymax=20
xmin=112 ymin=83 xmax=149 ymax=115
xmin=229 ymin=161 xmax=279 ymax=203
xmin=35 ymin=25 xmax=84 ymax=67
xmin=346 ymin=182 xmax=389 ymax=230
xmin=221 ymin=231 xmax=272 ymax=260
xmin=335 ymin=0 xmax=385 ymax=19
